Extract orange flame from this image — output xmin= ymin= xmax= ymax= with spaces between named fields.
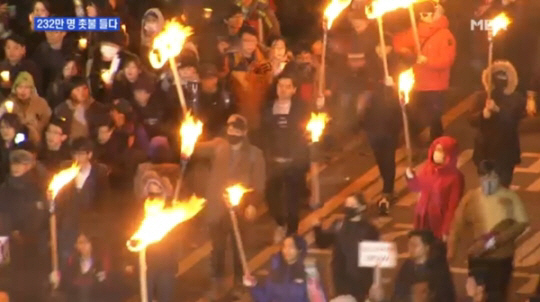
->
xmin=490 ymin=12 xmax=511 ymax=38
xmin=306 ymin=112 xmax=330 ymax=143
xmin=0 ymin=71 xmax=9 ymax=83
xmin=78 ymin=37 xmax=88 ymax=49
xmin=180 ymin=111 xmax=203 ymax=158
xmin=127 ymin=195 xmax=206 ymax=252
xmin=398 ymin=68 xmax=415 ymax=104
xmin=226 ymin=184 xmax=253 ymax=207
xmin=324 ymin=0 xmax=352 ymax=29
xmin=48 ymin=162 xmax=80 ymax=200
xmin=366 ymin=0 xmax=418 ymax=19
xmin=100 ymin=70 xmax=112 ymax=83
xmin=4 ymin=100 xmax=13 ymax=114
xmin=149 ymin=20 xmax=193 ymax=69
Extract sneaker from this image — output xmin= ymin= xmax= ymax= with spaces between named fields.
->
xmin=378 ymin=197 xmax=390 ymax=216
xmin=273 ymin=226 xmax=287 ymax=244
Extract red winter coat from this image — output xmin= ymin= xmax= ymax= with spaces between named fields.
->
xmin=406 ymin=136 xmax=464 ymax=239
xmin=393 ymin=15 xmax=456 ymax=91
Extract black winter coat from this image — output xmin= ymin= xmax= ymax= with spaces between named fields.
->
xmin=314 ymin=218 xmax=379 ymax=302
xmin=469 ymin=90 xmax=526 ymax=166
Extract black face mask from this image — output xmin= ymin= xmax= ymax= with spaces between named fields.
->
xmin=227 ymin=134 xmax=244 ymax=145
xmin=492 ymin=73 xmax=508 ymax=93
xmin=344 ymin=207 xmax=359 ymax=219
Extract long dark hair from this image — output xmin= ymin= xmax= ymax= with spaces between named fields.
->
xmin=269 ymin=235 xmax=307 ymax=282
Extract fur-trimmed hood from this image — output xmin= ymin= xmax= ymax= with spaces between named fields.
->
xmin=482 ymin=60 xmax=518 ymax=95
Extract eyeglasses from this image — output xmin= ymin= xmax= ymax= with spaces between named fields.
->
xmin=420 ymin=12 xmax=433 ymax=18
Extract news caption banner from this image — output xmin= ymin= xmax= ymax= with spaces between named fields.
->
xmin=33 ymin=17 xmax=121 ymax=32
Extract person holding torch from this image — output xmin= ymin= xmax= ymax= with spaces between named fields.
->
xmin=0 ymin=141 xmax=49 ymax=301
xmin=392 ymin=1 xmax=456 ymax=144
xmin=191 ymin=114 xmax=265 ymax=300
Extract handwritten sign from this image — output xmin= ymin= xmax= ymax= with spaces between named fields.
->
xmin=359 ymin=241 xmax=397 ymax=268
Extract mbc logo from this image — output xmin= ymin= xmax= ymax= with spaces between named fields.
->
xmin=470 ymin=19 xmax=495 ymax=31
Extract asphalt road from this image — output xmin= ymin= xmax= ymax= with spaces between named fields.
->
xmin=159 ymin=91 xmax=540 ymax=302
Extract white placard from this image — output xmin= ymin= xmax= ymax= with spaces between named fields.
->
xmin=359 ymin=241 xmax=397 ymax=268
xmin=0 ymin=236 xmax=9 ymax=265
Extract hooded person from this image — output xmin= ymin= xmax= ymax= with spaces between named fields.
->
xmin=88 ymin=30 xmax=131 ymax=102
xmin=313 ymin=194 xmax=379 ymax=302
xmin=469 ymin=60 xmax=526 ymax=187
xmin=0 ymin=72 xmax=52 ymax=145
xmin=405 ymin=136 xmax=465 ymax=240
xmin=139 ymin=8 xmax=165 ymax=68
xmin=191 ymin=114 xmax=265 ymax=299
xmin=393 ymin=1 xmax=456 ymax=143
xmin=54 ymin=76 xmax=109 ymax=141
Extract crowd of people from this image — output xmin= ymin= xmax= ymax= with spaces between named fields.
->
xmin=0 ymin=0 xmax=539 ymax=301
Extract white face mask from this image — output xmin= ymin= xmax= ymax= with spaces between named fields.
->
xmin=100 ymin=45 xmax=119 ymax=61
xmin=144 ymin=23 xmax=159 ymax=34
xmin=433 ymin=150 xmax=445 ymax=164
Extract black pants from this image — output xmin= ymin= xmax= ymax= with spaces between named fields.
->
xmin=265 ymin=162 xmax=307 ymax=234
xmin=409 ymin=90 xmax=446 ymax=142
xmin=495 ymin=162 xmax=515 ymax=188
xmin=468 ymin=257 xmax=513 ymax=302
xmin=209 ymin=214 xmax=242 ymax=281
xmin=368 ymin=135 xmax=397 ymax=195
xmin=475 ymin=160 xmax=515 ymax=188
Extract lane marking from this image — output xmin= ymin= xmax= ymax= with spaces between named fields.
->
xmin=197 ymin=148 xmax=473 ymax=302
xmin=515 ymin=152 xmax=540 ymax=174
xmin=184 ymin=94 xmax=475 ymax=297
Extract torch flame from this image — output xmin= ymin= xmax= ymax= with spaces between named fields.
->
xmin=226 ymin=184 xmax=253 ymax=207
xmin=127 ymin=195 xmax=206 ymax=252
xmin=180 ymin=111 xmax=203 ymax=158
xmin=4 ymin=100 xmax=13 ymax=113
xmin=306 ymin=112 xmax=330 ymax=143
xmin=149 ymin=20 xmax=193 ymax=69
xmin=490 ymin=12 xmax=511 ymax=38
xmin=366 ymin=0 xmax=418 ymax=19
xmin=78 ymin=37 xmax=88 ymax=49
xmin=100 ymin=70 xmax=112 ymax=83
xmin=324 ymin=0 xmax=352 ymax=29
xmin=0 ymin=71 xmax=9 ymax=83
xmin=48 ymin=162 xmax=81 ymax=200
xmin=398 ymin=68 xmax=415 ymax=105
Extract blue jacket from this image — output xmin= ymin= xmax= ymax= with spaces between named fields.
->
xmin=251 ymin=253 xmax=309 ymax=302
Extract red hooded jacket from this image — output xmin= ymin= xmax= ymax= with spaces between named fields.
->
xmin=406 ymin=136 xmax=464 ymax=239
xmin=393 ymin=15 xmax=456 ymax=91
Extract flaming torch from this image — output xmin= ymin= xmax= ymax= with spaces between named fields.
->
xmin=398 ymin=68 xmax=415 ymax=165
xmin=148 ymin=19 xmax=193 ymax=114
xmin=306 ymin=112 xmax=330 ymax=208
xmin=127 ymin=195 xmax=205 ymax=302
xmin=225 ymin=185 xmax=253 ymax=277
xmin=4 ymin=100 xmax=13 ymax=114
xmin=173 ymin=111 xmax=204 ymax=199
xmin=319 ymin=0 xmax=352 ymax=107
xmin=0 ymin=71 xmax=9 ymax=84
xmin=366 ymin=0 xmax=419 ymax=80
xmin=48 ymin=163 xmax=81 ymax=274
xmin=78 ymin=37 xmax=87 ymax=50
xmin=486 ymin=13 xmax=511 ymax=102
